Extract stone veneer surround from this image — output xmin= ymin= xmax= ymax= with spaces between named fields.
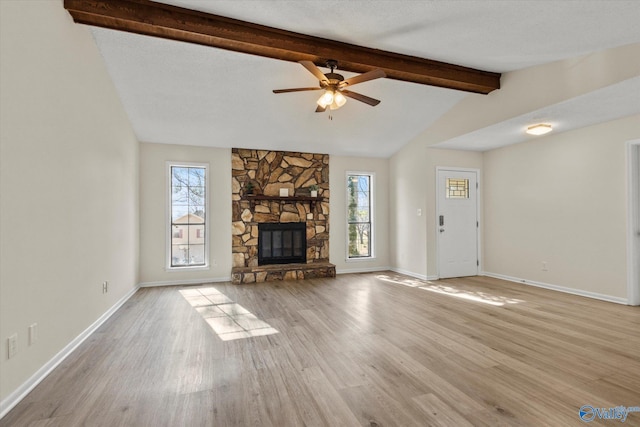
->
xmin=231 ymin=148 xmax=335 ymax=283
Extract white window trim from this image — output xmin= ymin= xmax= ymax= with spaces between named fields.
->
xmin=345 ymin=171 xmax=376 ymax=262
xmin=166 ymin=161 xmax=210 ymax=271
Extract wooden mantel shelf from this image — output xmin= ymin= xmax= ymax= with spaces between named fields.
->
xmin=245 ymin=194 xmax=323 ymax=209
xmin=246 ymin=195 xmax=321 ymax=202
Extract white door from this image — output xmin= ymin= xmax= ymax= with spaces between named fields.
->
xmin=437 ymin=169 xmax=478 ymax=278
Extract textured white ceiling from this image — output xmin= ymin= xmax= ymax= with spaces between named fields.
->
xmin=434 ymin=76 xmax=640 ymax=151
xmin=90 ymin=1 xmax=640 ymax=156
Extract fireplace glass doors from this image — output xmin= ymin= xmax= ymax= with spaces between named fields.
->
xmin=258 ymin=222 xmax=306 ymax=265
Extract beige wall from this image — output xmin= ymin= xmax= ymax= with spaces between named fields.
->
xmin=390 ymin=43 xmax=639 ymax=290
xmin=330 ymin=156 xmax=389 ymax=272
xmin=389 ymin=143 xmax=428 ymax=277
xmin=390 ymin=116 xmax=638 ymax=298
xmin=0 ymin=1 xmax=139 ymax=403
xmin=389 ymin=145 xmax=482 ymax=278
xmin=139 ymin=143 xmax=232 ymax=285
xmin=483 ymin=115 xmax=639 ymax=299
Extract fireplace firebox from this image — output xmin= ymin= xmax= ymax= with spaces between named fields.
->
xmin=258 ymin=222 xmax=306 ymax=265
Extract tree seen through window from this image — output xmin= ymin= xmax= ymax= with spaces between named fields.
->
xmin=347 ymin=174 xmax=372 ymax=258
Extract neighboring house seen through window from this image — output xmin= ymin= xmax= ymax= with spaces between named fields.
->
xmin=169 ymin=164 xmax=207 ymax=268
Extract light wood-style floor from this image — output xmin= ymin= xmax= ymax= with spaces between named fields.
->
xmin=2 ymin=273 xmax=639 ymax=426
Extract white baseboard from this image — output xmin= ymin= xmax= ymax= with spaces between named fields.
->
xmin=0 ymin=285 xmax=139 ymax=420
xmin=481 ymin=271 xmax=628 ymax=305
xmin=138 ymin=277 xmax=231 ymax=287
xmin=336 ymin=266 xmax=391 ymax=275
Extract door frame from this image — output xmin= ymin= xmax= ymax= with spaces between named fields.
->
xmin=435 ymin=167 xmax=481 ymax=279
xmin=626 ymin=140 xmax=640 ymax=305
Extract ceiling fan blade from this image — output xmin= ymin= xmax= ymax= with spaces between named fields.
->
xmin=315 ymin=105 xmax=326 ymax=113
xmin=341 ymin=89 xmax=381 ymax=106
xmin=299 ymin=60 xmax=329 ymax=83
xmin=273 ymin=87 xmax=323 ymax=94
xmin=341 ymin=69 xmax=386 ymax=87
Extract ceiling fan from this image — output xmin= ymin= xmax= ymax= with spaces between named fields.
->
xmin=273 ymin=60 xmax=386 ymax=113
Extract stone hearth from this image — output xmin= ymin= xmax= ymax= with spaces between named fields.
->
xmin=231 ymin=262 xmax=336 ymax=284
xmin=231 ymin=148 xmax=335 ymax=284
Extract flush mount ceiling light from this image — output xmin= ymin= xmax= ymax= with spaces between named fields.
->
xmin=526 ymin=124 xmax=553 ymax=135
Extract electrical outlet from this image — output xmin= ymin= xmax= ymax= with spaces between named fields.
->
xmin=102 ymin=281 xmax=108 ymax=294
xmin=417 ymin=209 xmax=422 ymax=216
xmin=8 ymin=334 xmax=17 ymax=359
xmin=29 ymin=323 xmax=38 ymax=345
xmin=542 ymin=261 xmax=548 ymax=271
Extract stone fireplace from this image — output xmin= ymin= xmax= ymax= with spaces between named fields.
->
xmin=231 ymin=148 xmax=336 ymax=283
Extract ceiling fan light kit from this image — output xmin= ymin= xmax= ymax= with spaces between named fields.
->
xmin=317 ymin=90 xmax=347 ymax=110
xmin=526 ymin=123 xmax=553 ymax=135
xmin=317 ymin=90 xmax=334 ymax=108
xmin=333 ymin=92 xmax=347 ymax=108
xmin=274 ymin=59 xmax=386 ymax=114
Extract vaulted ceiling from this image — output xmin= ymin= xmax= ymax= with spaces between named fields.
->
xmin=69 ymin=1 xmax=640 ymax=157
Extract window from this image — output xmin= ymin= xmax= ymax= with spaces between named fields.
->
xmin=446 ymin=178 xmax=469 ymax=199
xmin=347 ymin=173 xmax=373 ymax=259
xmin=168 ymin=163 xmax=208 ymax=268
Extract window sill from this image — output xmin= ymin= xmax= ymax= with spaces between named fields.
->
xmin=166 ymin=265 xmax=210 ymax=272
xmin=345 ymin=256 xmax=376 ymax=263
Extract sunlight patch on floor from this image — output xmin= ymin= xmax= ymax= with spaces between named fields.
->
xmin=376 ymin=274 xmax=425 ymax=287
xmin=179 ymin=287 xmax=278 ymax=341
xmin=418 ymin=283 xmax=523 ymax=306
xmin=374 ymin=273 xmax=524 ymax=306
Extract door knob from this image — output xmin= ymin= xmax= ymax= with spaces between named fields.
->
xmin=439 ymin=228 xmax=445 ymax=233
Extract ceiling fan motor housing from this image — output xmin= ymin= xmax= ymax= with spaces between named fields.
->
xmin=325 ymin=73 xmax=344 ymax=84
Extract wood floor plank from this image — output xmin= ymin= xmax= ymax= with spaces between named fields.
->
xmin=413 ymin=393 xmax=475 ymax=427
xmin=2 ymin=273 xmax=639 ymax=426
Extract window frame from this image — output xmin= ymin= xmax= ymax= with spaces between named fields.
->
xmin=345 ymin=171 xmax=375 ymax=261
xmin=166 ymin=161 xmax=210 ymax=271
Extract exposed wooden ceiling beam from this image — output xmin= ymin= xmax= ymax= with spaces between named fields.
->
xmin=64 ymin=0 xmax=501 ymax=94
